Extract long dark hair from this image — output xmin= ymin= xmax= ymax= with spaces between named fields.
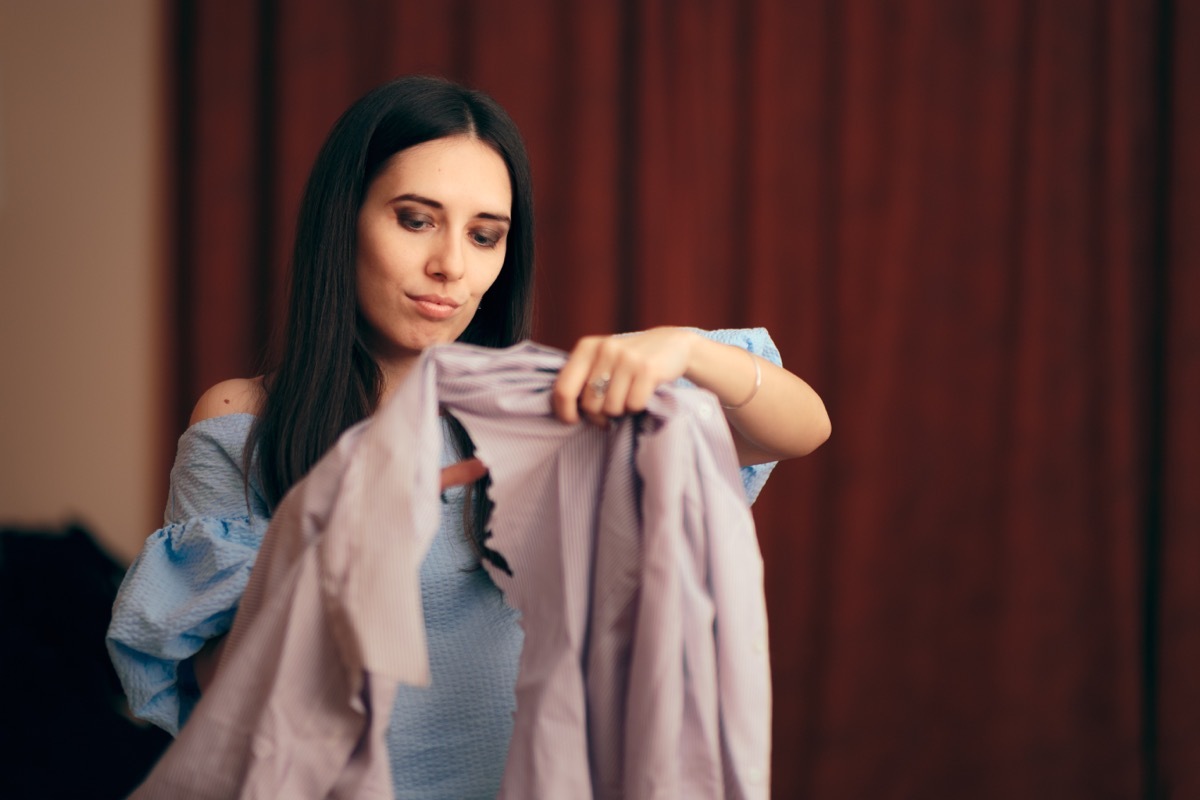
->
xmin=248 ymin=75 xmax=535 ymax=547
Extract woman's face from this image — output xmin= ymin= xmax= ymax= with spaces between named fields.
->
xmin=356 ymin=134 xmax=512 ymax=367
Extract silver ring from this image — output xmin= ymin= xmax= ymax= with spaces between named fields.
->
xmin=589 ymin=375 xmax=611 ymax=397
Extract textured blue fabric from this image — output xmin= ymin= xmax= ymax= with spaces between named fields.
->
xmin=106 ymin=328 xmax=780 ymax=797
xmin=107 ymin=414 xmax=270 ymax=735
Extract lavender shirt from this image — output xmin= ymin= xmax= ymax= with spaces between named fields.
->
xmin=109 ymin=329 xmax=780 ymax=798
xmin=124 ymin=341 xmax=772 ymax=799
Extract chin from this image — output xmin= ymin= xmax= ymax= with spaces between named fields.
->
xmin=400 ymin=327 xmax=468 ymax=353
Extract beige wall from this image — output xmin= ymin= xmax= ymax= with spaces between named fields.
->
xmin=0 ymin=0 xmax=163 ymax=563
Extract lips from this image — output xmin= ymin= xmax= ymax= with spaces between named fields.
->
xmin=408 ymin=294 xmax=463 ymax=321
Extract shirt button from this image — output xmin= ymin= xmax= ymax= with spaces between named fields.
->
xmin=748 ymin=766 xmax=763 ymax=784
xmin=698 ymin=403 xmax=713 ymax=419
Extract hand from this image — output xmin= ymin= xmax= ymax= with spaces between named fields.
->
xmin=552 ymin=327 xmax=696 ymax=425
xmin=440 ymin=457 xmax=488 ymax=489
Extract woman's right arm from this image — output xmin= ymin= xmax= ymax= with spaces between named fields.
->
xmin=177 ymin=379 xmax=269 ymax=695
xmin=191 ymin=634 xmax=228 ymax=692
xmin=106 ymin=380 xmax=268 ymax=733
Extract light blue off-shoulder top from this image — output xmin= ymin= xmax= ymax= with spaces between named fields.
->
xmin=106 ymin=328 xmax=780 ymax=799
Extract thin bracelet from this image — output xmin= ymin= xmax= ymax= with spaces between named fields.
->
xmin=721 ymin=349 xmax=762 ymax=410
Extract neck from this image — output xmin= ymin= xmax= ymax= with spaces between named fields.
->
xmin=375 ymin=352 xmax=421 ymax=405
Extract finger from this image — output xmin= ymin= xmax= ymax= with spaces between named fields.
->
xmin=600 ymin=363 xmax=637 ymax=418
xmin=440 ymin=458 xmax=488 ymax=490
xmin=625 ymin=368 xmax=660 ymax=414
xmin=580 ymin=340 xmax=622 ymax=423
xmin=582 ymin=374 xmax=614 ymax=425
xmin=553 ymin=336 xmax=603 ymax=423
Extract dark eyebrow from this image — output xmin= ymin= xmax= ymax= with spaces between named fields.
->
xmin=391 ymin=192 xmax=511 ymax=224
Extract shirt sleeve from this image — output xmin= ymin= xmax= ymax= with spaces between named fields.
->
xmin=106 ymin=415 xmax=269 ymax=735
xmin=693 ymin=327 xmax=782 ymax=505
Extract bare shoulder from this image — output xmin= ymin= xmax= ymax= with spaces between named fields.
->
xmin=189 ymin=377 xmax=266 ymax=425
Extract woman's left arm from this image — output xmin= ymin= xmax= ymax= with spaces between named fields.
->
xmin=552 ymin=327 xmax=831 ymax=466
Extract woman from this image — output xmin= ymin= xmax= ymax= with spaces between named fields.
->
xmin=108 ymin=75 xmax=830 ymax=797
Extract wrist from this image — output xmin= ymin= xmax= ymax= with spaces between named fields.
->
xmin=683 ymin=336 xmax=761 ymax=410
xmin=679 ymin=328 xmax=711 ymax=384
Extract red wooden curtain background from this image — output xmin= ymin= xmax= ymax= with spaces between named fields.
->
xmin=164 ymin=1 xmax=1199 ymax=797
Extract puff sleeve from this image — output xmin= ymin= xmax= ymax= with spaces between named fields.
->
xmin=106 ymin=414 xmax=270 ymax=735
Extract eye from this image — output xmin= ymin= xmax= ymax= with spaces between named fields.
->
xmin=398 ymin=211 xmax=433 ymax=231
xmin=470 ymin=227 xmax=504 ymax=249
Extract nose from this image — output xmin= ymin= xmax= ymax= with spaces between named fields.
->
xmin=427 ymin=231 xmax=466 ymax=282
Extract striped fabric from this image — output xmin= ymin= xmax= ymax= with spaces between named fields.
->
xmin=131 ymin=341 xmax=771 ymax=799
